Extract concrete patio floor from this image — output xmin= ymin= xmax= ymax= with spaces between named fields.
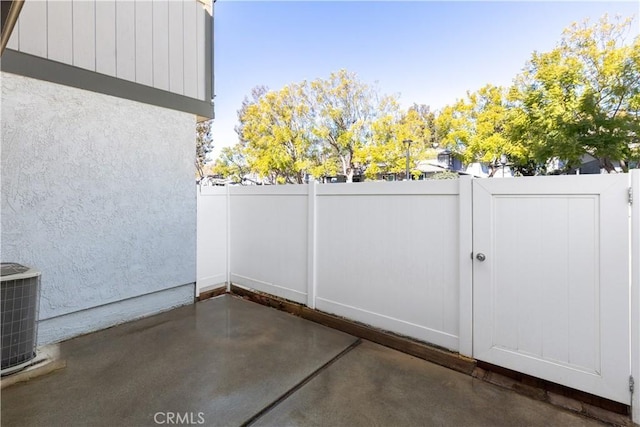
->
xmin=1 ymin=295 xmax=605 ymax=426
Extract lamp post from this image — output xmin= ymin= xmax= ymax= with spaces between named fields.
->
xmin=403 ymin=139 xmax=412 ymax=181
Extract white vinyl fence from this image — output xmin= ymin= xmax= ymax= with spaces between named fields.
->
xmin=230 ymin=185 xmax=309 ymax=303
xmin=314 ymin=181 xmax=468 ymax=352
xmin=197 ymin=171 xmax=640 ymax=421
xmin=196 ymin=186 xmax=227 ymax=292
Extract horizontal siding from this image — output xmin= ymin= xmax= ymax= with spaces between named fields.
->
xmin=9 ymin=0 xmax=209 ymax=103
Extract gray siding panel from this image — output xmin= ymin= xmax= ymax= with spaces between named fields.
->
xmin=152 ymin=0 xmax=169 ymax=91
xmin=205 ymin=8 xmax=212 ymax=106
xmin=135 ymin=0 xmax=153 ymax=87
xmin=19 ymin=1 xmax=47 ymax=58
xmin=183 ymin=1 xmax=198 ymax=99
xmin=8 ymin=0 xmax=210 ymax=109
xmin=95 ymin=1 xmax=116 ymax=77
xmin=47 ymin=2 xmax=73 ymax=64
xmin=73 ymin=0 xmax=96 ymax=71
xmin=196 ymin=6 xmax=205 ymax=100
xmin=2 ymin=50 xmax=214 ymax=119
xmin=6 ymin=20 xmax=19 ymax=50
xmin=116 ymin=1 xmax=136 ymax=81
xmin=168 ymin=1 xmax=184 ymax=95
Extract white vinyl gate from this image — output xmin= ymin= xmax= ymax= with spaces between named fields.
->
xmin=472 ymin=174 xmax=631 ymax=404
xmin=198 ymin=172 xmax=640 ymax=415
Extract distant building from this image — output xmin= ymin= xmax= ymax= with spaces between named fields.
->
xmin=547 ymin=153 xmax=624 ymax=175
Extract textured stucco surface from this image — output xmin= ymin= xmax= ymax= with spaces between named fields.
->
xmin=36 ymin=285 xmax=194 ymax=345
xmin=1 ymin=72 xmax=196 ymax=342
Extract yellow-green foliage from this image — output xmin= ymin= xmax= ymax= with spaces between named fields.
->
xmin=509 ymin=15 xmax=639 ymax=172
xmin=436 ymin=14 xmax=639 ymax=174
xmin=216 ymin=14 xmax=638 ymax=182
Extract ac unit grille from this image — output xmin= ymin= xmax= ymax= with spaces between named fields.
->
xmin=1 ymin=264 xmax=41 ymax=374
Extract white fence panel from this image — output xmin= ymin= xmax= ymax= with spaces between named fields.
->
xmin=229 ymin=186 xmax=309 ymax=304
xmin=197 ymin=173 xmax=640 ymax=417
xmin=631 ymin=170 xmax=640 ymax=422
xmin=315 ymin=181 xmax=461 ymax=351
xmin=196 ymin=186 xmax=228 ymax=294
xmin=473 ymin=174 xmax=630 ymax=404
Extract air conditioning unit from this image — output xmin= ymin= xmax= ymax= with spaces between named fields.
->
xmin=1 ymin=263 xmax=41 ymax=376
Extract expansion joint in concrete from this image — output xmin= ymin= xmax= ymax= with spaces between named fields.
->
xmin=241 ymin=338 xmax=362 ymax=426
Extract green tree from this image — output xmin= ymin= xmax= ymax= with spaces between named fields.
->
xmin=233 ymin=70 xmax=398 ymax=183
xmin=359 ymin=103 xmax=437 ymax=180
xmin=310 ymin=69 xmax=397 ymax=182
xmin=234 ymin=86 xmax=268 ymax=145
xmin=510 ymin=15 xmax=640 ymax=172
xmin=195 ymin=120 xmax=213 ymax=180
xmin=212 ymin=144 xmax=249 ymax=184
xmin=237 ymin=83 xmax=315 ymax=184
xmin=400 ymin=104 xmax=439 ymax=171
xmin=401 ymin=104 xmax=438 ymax=149
xmin=437 ymin=85 xmax=521 ymax=176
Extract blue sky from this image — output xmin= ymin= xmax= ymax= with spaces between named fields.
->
xmin=210 ymin=1 xmax=639 ymax=159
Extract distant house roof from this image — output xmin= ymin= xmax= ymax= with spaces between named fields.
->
xmin=416 ymin=161 xmax=446 ymax=173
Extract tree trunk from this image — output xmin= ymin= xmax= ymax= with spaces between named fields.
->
xmin=620 ymin=159 xmax=629 ymax=173
xmin=600 ymin=157 xmax=616 ymax=173
xmin=339 ymin=156 xmax=348 ymax=176
xmin=195 ymin=160 xmax=204 ymax=180
xmin=346 ymin=168 xmax=354 ymax=183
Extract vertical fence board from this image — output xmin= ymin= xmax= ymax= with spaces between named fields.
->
xmin=196 ymin=186 xmax=228 ymax=294
xmin=458 ymin=176 xmax=473 ymax=357
xmin=315 ymin=181 xmax=460 ymax=351
xmin=307 ymin=182 xmax=317 ymax=308
xmin=473 ymin=175 xmax=630 ymax=404
xmin=228 ymin=186 xmax=309 ymax=304
xmin=631 ymin=170 xmax=640 ymax=423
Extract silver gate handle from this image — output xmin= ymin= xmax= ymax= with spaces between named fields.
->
xmin=476 ymin=253 xmax=486 ymax=262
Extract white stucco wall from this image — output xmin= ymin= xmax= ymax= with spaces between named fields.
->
xmin=1 ymin=72 xmax=196 ymax=343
